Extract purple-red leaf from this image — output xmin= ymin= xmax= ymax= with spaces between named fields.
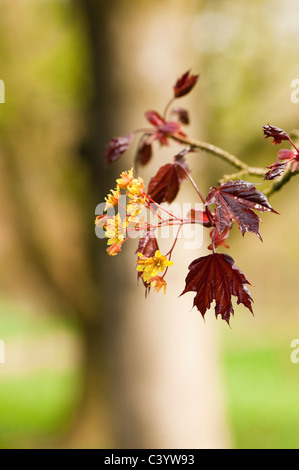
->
xmin=186 ymin=208 xmax=214 ymax=227
xmin=278 ymin=149 xmax=296 ymax=161
xmin=278 ymin=148 xmax=299 ymax=172
xmin=264 ymin=160 xmax=288 ymax=180
xmin=160 ymin=121 xmax=184 ymax=135
xmin=205 ymin=179 xmax=277 ymax=239
xmin=136 ymin=230 xmax=159 ymax=258
xmin=262 ymin=124 xmax=289 ymax=145
xmin=135 ymin=136 xmax=152 ymax=167
xmin=181 ymin=253 xmax=253 ymax=324
xmin=173 ymin=70 xmax=199 ymax=98
xmin=264 ymin=148 xmax=299 ymax=179
xmin=147 ymin=162 xmax=187 ymax=204
xmin=171 ymin=107 xmax=190 ymax=125
xmin=145 ymin=110 xmax=187 ymax=146
xmin=145 ymin=110 xmax=165 ymax=128
xmin=208 ymin=227 xmax=230 ymax=251
xmin=173 ymin=146 xmax=193 ymax=163
xmin=105 ymin=133 xmax=133 ymax=164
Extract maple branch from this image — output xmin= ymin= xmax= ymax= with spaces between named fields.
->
xmin=170 ymin=135 xmax=265 ymax=177
xmin=218 ymin=169 xmax=250 ymax=185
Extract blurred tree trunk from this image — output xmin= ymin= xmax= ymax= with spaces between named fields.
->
xmin=66 ymin=0 xmax=124 ymax=447
xmin=71 ymin=0 xmax=230 ymax=449
xmin=0 ymin=0 xmax=230 ymax=448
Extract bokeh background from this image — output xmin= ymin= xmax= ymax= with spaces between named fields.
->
xmin=0 ymin=0 xmax=299 ymax=449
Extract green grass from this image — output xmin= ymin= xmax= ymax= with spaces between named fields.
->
xmin=0 ymin=297 xmax=79 ymax=340
xmin=0 ymin=369 xmax=81 ymax=447
xmin=223 ymin=340 xmax=299 ymax=449
xmin=0 ymin=297 xmax=82 ymax=448
xmin=2 ymin=296 xmax=299 ymax=449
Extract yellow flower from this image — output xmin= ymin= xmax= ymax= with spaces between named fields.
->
xmin=116 ymin=168 xmax=134 ymax=189
xmin=126 ymin=215 xmax=143 ymax=230
xmin=95 ymin=214 xmax=108 ymax=228
xmin=126 ymin=201 xmax=145 ymax=217
xmin=126 ymin=177 xmax=146 ymax=215
xmin=136 ymin=250 xmax=173 ymax=283
xmin=106 ymin=243 xmax=122 ymax=256
xmin=127 ymin=177 xmax=145 ymax=200
xmin=150 ymin=276 xmax=167 ymax=294
xmin=106 ymin=214 xmax=127 ymax=245
xmin=104 ymin=187 xmax=121 ymax=211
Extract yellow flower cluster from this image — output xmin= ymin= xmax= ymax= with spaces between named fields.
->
xmin=137 ymin=250 xmax=173 ymax=294
xmin=116 ymin=168 xmax=134 ymax=188
xmin=104 ymin=188 xmax=121 ymax=211
xmin=106 ymin=213 xmax=127 ymax=246
xmin=100 ymin=168 xmax=147 ymax=256
xmin=97 ymin=169 xmax=174 ymax=293
xmin=126 ymin=175 xmax=146 ymax=217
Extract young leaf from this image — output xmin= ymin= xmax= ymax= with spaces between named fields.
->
xmin=135 ymin=135 xmax=152 ymax=167
xmin=205 ymin=179 xmax=277 ymax=239
xmin=264 ymin=160 xmax=288 ymax=180
xmin=277 ymin=149 xmax=299 ymax=172
xmin=262 ymin=124 xmax=289 ymax=145
xmin=181 ymin=253 xmax=253 ymax=324
xmin=147 ymin=162 xmax=187 ymax=204
xmin=106 ymin=134 xmax=134 ymax=164
xmin=173 ymin=70 xmax=199 ymax=98
xmin=136 ymin=230 xmax=159 ymax=258
xmin=145 ymin=110 xmax=165 ymax=128
xmin=264 ymin=149 xmax=299 ymax=179
xmin=173 ymin=146 xmax=193 ymax=163
xmin=145 ymin=110 xmax=186 ymax=146
xmin=186 ymin=208 xmax=214 ymax=227
xmin=208 ymin=227 xmax=230 ymax=250
xmin=278 ymin=149 xmax=296 ymax=161
xmin=171 ymin=107 xmax=190 ymax=125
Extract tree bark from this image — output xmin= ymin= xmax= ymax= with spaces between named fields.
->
xmin=70 ymin=0 xmax=231 ymax=448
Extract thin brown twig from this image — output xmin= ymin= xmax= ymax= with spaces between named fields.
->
xmin=170 ymin=135 xmax=265 ymax=177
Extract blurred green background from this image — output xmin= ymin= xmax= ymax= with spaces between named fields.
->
xmin=0 ymin=0 xmax=299 ymax=449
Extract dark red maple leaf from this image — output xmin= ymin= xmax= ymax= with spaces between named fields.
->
xmin=105 ymin=133 xmax=134 ymax=164
xmin=145 ymin=110 xmax=186 ymax=146
xmin=205 ymin=179 xmax=277 ymax=239
xmin=181 ymin=253 xmax=253 ymax=324
xmin=147 ymin=161 xmax=188 ymax=204
xmin=173 ymin=70 xmax=199 ymax=98
xmin=262 ymin=124 xmax=289 ymax=145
